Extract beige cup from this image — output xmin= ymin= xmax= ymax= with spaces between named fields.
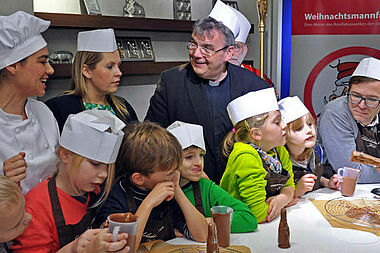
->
xmin=108 ymin=213 xmax=139 ymax=253
xmin=211 ymin=206 xmax=233 ymax=248
xmin=337 ymin=167 xmax=360 ymax=197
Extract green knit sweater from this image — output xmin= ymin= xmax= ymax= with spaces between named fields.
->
xmin=182 ymin=177 xmax=257 ymax=233
xmin=220 ymin=143 xmax=295 ymax=223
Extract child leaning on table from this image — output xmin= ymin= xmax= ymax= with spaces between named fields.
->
xmin=94 ymin=122 xmax=208 ymax=249
xmin=278 ymin=97 xmax=339 ymax=205
xmin=167 ymin=121 xmax=258 ymax=233
xmin=12 ymin=110 xmax=129 ymax=253
xmin=220 ymin=88 xmax=295 ymax=223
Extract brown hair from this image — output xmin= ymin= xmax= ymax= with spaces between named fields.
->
xmin=117 ymin=122 xmax=183 ymax=177
xmin=285 ymin=113 xmax=316 ymax=161
xmin=57 ymin=146 xmax=115 ymax=208
xmin=221 ymin=113 xmax=269 ymax=165
xmin=0 ymin=175 xmax=23 ymax=210
xmin=63 ymin=51 xmax=129 ymax=120
xmin=0 ymin=58 xmax=27 ymax=85
xmin=349 ymin=76 xmax=379 ymax=87
xmin=0 ymin=68 xmax=9 ymax=84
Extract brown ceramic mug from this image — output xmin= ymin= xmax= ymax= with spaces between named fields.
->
xmin=211 ymin=206 xmax=233 ymax=248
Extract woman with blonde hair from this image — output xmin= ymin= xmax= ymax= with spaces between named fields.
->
xmin=46 ymin=28 xmax=137 ymax=132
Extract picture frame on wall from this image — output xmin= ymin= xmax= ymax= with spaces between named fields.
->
xmin=116 ymin=37 xmax=155 ymax=62
xmin=83 ymin=0 xmax=102 ymax=15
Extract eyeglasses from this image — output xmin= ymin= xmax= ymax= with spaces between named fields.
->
xmin=347 ymin=93 xmax=380 ymax=108
xmin=186 ymin=42 xmax=230 ymax=57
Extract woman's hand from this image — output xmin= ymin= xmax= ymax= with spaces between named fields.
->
xmin=3 ymin=152 xmax=27 ymax=185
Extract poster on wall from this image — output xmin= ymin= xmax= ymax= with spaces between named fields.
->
xmin=290 ymin=0 xmax=380 ymax=118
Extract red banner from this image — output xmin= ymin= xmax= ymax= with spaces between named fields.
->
xmin=292 ymin=0 xmax=380 ymax=35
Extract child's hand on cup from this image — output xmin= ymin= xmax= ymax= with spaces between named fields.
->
xmin=328 ymin=174 xmax=340 ymax=190
xmin=77 ymin=228 xmax=129 ymax=253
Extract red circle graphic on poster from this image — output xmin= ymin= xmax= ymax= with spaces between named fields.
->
xmin=303 ymin=47 xmax=380 ymax=118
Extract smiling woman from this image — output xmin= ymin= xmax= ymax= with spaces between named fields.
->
xmin=0 ymin=11 xmax=59 ymax=194
xmin=45 ymin=28 xmax=138 ymax=134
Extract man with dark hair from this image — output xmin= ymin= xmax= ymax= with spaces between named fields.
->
xmin=145 ymin=2 xmax=268 ymax=183
xmin=318 ymin=57 xmax=380 ymax=183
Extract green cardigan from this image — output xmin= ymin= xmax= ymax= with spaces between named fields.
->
xmin=182 ymin=177 xmax=257 ymax=233
xmin=220 ymin=143 xmax=295 ymax=223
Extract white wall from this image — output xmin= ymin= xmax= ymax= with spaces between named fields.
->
xmin=0 ymin=0 xmax=33 ymax=15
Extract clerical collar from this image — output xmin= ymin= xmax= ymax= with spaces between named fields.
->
xmin=208 ymin=73 xmax=228 ymax=87
xmin=208 ymin=80 xmax=220 ymax=87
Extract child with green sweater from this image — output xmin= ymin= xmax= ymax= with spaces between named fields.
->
xmin=167 ymin=121 xmax=257 ymax=233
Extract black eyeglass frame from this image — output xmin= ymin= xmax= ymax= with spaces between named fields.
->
xmin=186 ymin=41 xmax=231 ymax=56
xmin=346 ymin=93 xmax=380 ymax=108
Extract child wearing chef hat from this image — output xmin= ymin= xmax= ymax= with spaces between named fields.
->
xmin=167 ymin=121 xmax=257 ymax=233
xmin=279 ymin=96 xmax=339 ymax=205
xmin=220 ymin=88 xmax=295 ymax=223
xmin=12 ymin=110 xmax=129 ymax=253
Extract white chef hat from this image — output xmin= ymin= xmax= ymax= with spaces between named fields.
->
xmin=278 ymin=96 xmax=310 ymax=124
xmin=60 ymin=110 xmax=125 ymax=164
xmin=351 ymin=57 xmax=380 ymax=81
xmin=77 ymin=28 xmax=117 ymax=52
xmin=209 ymin=0 xmax=239 ymax=38
xmin=0 ymin=11 xmax=50 ymax=70
xmin=228 ymin=7 xmax=251 ymax=43
xmin=167 ymin=121 xmax=206 ymax=152
xmin=227 ymin=88 xmax=278 ymax=125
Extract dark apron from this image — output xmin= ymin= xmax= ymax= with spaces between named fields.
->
xmin=48 ymin=177 xmax=93 ymax=248
xmin=259 ymin=152 xmax=291 ymax=198
xmin=192 ymin=181 xmax=205 ymax=216
xmin=124 ymin=185 xmax=175 ymax=242
xmin=355 ymin=122 xmax=380 ymax=158
xmin=293 ymin=152 xmax=324 ymax=190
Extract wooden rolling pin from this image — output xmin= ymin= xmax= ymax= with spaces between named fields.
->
xmin=350 ymin=151 xmax=380 ymax=167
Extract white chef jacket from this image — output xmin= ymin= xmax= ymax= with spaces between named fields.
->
xmin=0 ymin=98 xmax=59 ymax=194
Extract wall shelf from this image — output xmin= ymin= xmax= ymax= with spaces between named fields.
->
xmin=34 ymin=12 xmax=254 ymax=33
xmin=35 ymin=12 xmax=195 ymax=32
xmin=50 ymin=60 xmax=253 ymax=79
xmin=38 ymin=12 xmax=254 ymax=79
xmin=50 ymin=62 xmax=187 ymax=78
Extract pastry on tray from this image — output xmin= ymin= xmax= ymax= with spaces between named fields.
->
xmin=350 ymin=151 xmax=380 ymax=167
